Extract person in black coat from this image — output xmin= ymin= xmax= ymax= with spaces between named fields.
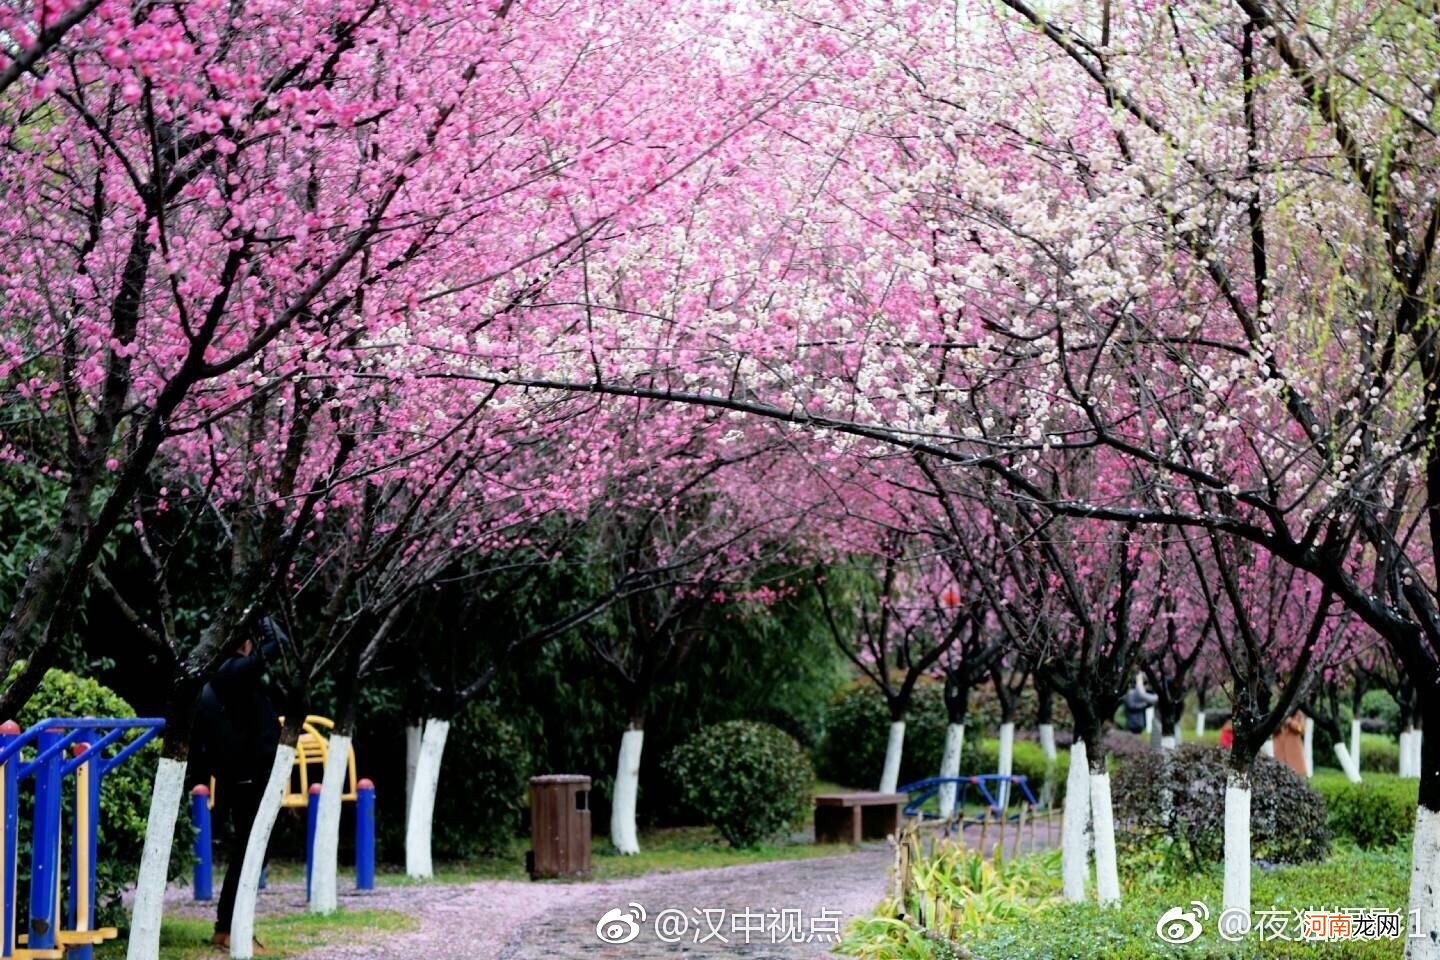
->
xmin=191 ymin=617 xmax=287 ymax=953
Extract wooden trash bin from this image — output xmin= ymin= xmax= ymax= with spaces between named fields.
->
xmin=527 ymin=774 xmax=592 ymax=879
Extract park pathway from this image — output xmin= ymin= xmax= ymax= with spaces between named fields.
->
xmin=281 ymin=846 xmax=893 ymax=960
xmin=160 ymin=816 xmax=1059 ymax=958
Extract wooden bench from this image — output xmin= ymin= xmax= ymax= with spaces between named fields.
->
xmin=813 ymin=791 xmax=906 ymax=844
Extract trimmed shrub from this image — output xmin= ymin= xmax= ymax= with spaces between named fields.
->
xmin=432 ymin=701 xmax=533 ymax=857
xmin=666 ymin=721 xmax=814 ymax=847
xmin=1312 ymin=771 xmax=1418 ymax=848
xmin=11 ymin=666 xmax=189 ymax=926
xmin=1112 ymin=743 xmax=1330 ymax=864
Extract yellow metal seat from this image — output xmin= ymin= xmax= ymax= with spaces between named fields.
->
xmin=206 ymin=715 xmax=359 ymax=810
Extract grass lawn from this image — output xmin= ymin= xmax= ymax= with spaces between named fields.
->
xmin=97 ymin=910 xmax=415 ymax=960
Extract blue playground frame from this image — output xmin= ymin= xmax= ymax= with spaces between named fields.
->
xmin=898 ymin=774 xmax=1039 ymax=822
xmin=0 ymin=717 xmax=164 ymax=960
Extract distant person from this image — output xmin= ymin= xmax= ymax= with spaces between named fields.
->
xmin=1122 ymin=675 xmax=1158 ymax=735
xmin=1272 ymin=710 xmax=1308 ymax=776
xmin=1220 ymin=721 xmax=1234 ymax=750
xmin=191 ymin=617 xmax=287 ymax=954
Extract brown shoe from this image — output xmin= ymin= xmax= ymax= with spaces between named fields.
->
xmin=210 ymin=933 xmax=267 ymax=956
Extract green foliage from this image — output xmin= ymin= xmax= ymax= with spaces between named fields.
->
xmin=1313 ymin=730 xmax=1400 ymax=774
xmin=665 ymin=721 xmax=814 ymax=847
xmin=841 ymin=835 xmax=1413 ymax=960
xmin=430 ymin=701 xmax=533 ymax=858
xmin=838 ymin=826 xmax=1059 ymax=960
xmin=817 ymin=683 xmax=1067 ymax=800
xmin=10 ymin=666 xmax=190 ymax=927
xmin=1358 ymin=689 xmax=1402 ymax=734
xmin=1311 ymin=770 xmax=1418 ymax=848
xmin=1355 ymin=733 xmax=1401 ymax=774
xmin=1111 ymin=744 xmax=1330 ymax=865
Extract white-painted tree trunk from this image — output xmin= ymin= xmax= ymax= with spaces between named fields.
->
xmin=1038 ymin=723 xmax=1058 ymax=807
xmin=1038 ymin=723 xmax=1057 ymax=761
xmin=404 ymin=722 xmax=422 ymax=821
xmin=308 ymin=732 xmax=351 ymax=914
xmin=1405 ymin=806 xmax=1440 ymax=960
xmin=879 ymin=720 xmax=906 ymax=794
xmin=1302 ymin=718 xmax=1314 ymax=777
xmin=126 ymin=756 xmax=187 ymax=960
xmin=1195 ymin=711 xmax=1206 ymax=737
xmin=610 ymin=727 xmax=643 ymax=855
xmin=1260 ymin=739 xmax=1275 ymax=758
xmin=938 ymin=723 xmax=965 ymax=819
xmin=1223 ymin=772 xmax=1252 ymax=920
xmin=404 ymin=719 xmax=450 ymax=878
xmin=230 ymin=743 xmax=297 ymax=960
xmin=1333 ymin=742 xmax=1363 ymax=784
xmin=1060 ymin=738 xmax=1091 ymax=903
xmin=1144 ymin=707 xmax=1155 ymax=735
xmin=1401 ymin=729 xmax=1422 ymax=780
xmin=1415 ymin=731 xmax=1426 ymax=781
xmin=1160 ymin=735 xmax=1176 ymax=750
xmin=996 ymin=722 xmax=1015 ymax=809
xmin=1089 ymin=769 xmax=1120 ymax=905
xmin=1351 ymin=719 xmax=1363 ymax=770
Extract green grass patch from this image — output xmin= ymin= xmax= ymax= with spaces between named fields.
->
xmin=99 ymin=910 xmax=415 ymax=960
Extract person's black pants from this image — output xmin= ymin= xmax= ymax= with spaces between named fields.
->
xmin=214 ymin=776 xmax=267 ymax=935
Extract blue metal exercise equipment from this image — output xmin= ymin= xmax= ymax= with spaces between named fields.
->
xmin=0 ymin=717 xmax=163 ymax=960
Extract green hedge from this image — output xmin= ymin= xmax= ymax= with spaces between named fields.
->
xmin=817 ymin=683 xmax=1067 ymax=799
xmin=1311 ymin=771 xmax=1418 ymax=848
xmin=665 ymin=721 xmax=814 ymax=847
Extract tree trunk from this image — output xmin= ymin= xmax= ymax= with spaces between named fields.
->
xmin=1060 ymin=737 xmax=1091 ymax=903
xmin=996 ymin=721 xmax=1015 ymax=809
xmin=1405 ymin=705 xmax=1439 ymax=960
xmin=938 ymin=723 xmax=965 ymax=819
xmin=404 ymin=722 xmax=422 ymax=822
xmin=1195 ymin=710 xmax=1206 ymax=737
xmin=1223 ymin=765 xmax=1253 ymax=920
xmin=611 ymin=723 xmax=644 ymax=855
xmin=229 ymin=734 xmax=300 ymax=960
xmin=308 ymin=731 xmax=351 ymax=913
xmin=878 ymin=720 xmax=906 ymax=794
xmin=1088 ymin=747 xmax=1120 ymax=905
xmin=126 ymin=755 xmax=188 ymax=960
xmin=1302 ymin=717 xmax=1314 ymax=777
xmin=1037 ymin=723 xmax=1058 ymax=807
xmin=1351 ymin=718 xmax=1363 ymax=770
xmin=126 ymin=677 xmax=195 ymax=960
xmin=405 ymin=718 xmax=450 ymax=877
xmin=1333 ymin=741 xmax=1363 ymax=783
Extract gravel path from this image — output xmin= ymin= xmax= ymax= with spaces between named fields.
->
xmin=162 ymin=846 xmax=892 ymax=960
